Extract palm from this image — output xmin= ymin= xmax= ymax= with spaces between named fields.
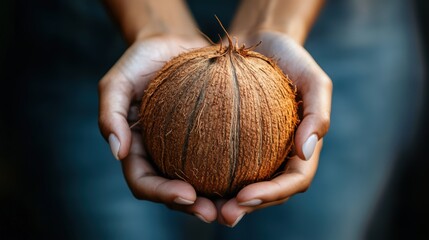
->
xmin=112 ymin=36 xmax=208 ymax=100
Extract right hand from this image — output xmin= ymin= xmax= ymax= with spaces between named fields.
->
xmin=98 ymin=35 xmax=218 ymax=223
xmin=216 ymin=30 xmax=332 ymax=227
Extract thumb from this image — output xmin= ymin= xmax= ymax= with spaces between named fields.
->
xmin=294 ymin=70 xmax=332 ymax=160
xmin=264 ymin=34 xmax=332 ymax=161
xmin=98 ymin=73 xmax=133 ymax=160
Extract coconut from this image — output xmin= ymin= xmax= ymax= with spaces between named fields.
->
xmin=139 ymin=34 xmax=298 ymax=198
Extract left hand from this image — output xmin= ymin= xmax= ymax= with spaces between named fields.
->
xmin=98 ymin=35 xmax=218 ymax=223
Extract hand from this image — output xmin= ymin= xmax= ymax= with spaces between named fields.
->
xmin=217 ymin=30 xmax=332 ymax=227
xmin=98 ymin=35 xmax=218 ymax=223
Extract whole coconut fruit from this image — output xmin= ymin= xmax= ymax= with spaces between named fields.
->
xmin=140 ymin=37 xmax=298 ymax=198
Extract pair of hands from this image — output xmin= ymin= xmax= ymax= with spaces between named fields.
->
xmin=98 ymin=31 xmax=332 ymax=227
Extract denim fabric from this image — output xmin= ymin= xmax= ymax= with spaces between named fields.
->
xmin=14 ymin=0 xmax=423 ymax=239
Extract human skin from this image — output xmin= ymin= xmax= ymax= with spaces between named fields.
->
xmin=98 ymin=0 xmax=331 ymax=227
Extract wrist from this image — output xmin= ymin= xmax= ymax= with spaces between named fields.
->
xmin=104 ymin=0 xmax=201 ymax=44
xmin=228 ymin=0 xmax=324 ymax=45
xmin=253 ymin=21 xmax=307 ymax=45
xmin=133 ymin=22 xmax=201 ymax=44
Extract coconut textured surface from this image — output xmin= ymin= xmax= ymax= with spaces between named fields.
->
xmin=140 ymin=42 xmax=298 ymax=198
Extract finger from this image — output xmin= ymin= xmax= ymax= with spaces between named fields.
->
xmin=121 ymin=133 xmax=198 ymax=205
xmin=219 ymin=197 xmax=291 ymax=227
xmin=122 ymin=133 xmax=217 ymax=222
xmin=218 ymin=141 xmax=319 ymax=228
xmin=98 ymin=71 xmax=134 ymax=160
xmin=235 ymin=140 xmax=322 ymax=205
xmin=294 ymin=67 xmax=332 ymax=160
xmin=97 ymin=41 xmax=167 ymax=160
xmin=215 ymin=199 xmax=228 ymax=225
xmin=249 ymin=197 xmax=290 ymax=210
xmin=168 ymin=197 xmax=218 ymax=223
xmin=219 ymin=198 xmax=246 ymax=227
xmin=278 ymin=45 xmax=331 ymax=160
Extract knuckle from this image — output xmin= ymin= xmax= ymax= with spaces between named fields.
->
xmin=97 ymin=113 xmax=106 ymax=126
xmin=320 ymin=75 xmax=333 ymax=91
xmin=98 ymin=77 xmax=109 ymax=93
xmin=128 ymin=183 xmax=155 ymax=202
xmin=129 ymin=187 xmax=145 ymax=200
xmin=131 ymin=191 xmax=142 ymax=200
xmin=97 ymin=113 xmax=111 ymax=137
xmin=297 ymin=178 xmax=311 ymax=194
xmin=318 ymin=113 xmax=331 ymax=134
xmin=298 ymin=185 xmax=310 ymax=194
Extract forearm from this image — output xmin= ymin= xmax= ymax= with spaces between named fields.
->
xmin=103 ymin=0 xmax=200 ymax=43
xmin=229 ymin=0 xmax=325 ymax=45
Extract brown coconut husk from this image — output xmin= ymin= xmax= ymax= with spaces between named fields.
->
xmin=139 ymin=20 xmax=298 ymax=198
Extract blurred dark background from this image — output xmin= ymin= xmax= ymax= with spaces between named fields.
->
xmin=365 ymin=0 xmax=429 ymax=238
xmin=1 ymin=0 xmax=428 ymax=239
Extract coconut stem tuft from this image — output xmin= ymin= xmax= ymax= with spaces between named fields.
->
xmin=218 ymin=34 xmax=223 ymax=52
xmin=214 ymin=15 xmax=233 ymax=53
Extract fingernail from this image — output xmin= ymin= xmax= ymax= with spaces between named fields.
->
xmin=302 ymin=134 xmax=318 ymax=160
xmin=108 ymin=134 xmax=120 ymax=160
xmin=239 ymin=199 xmax=262 ymax=207
xmin=174 ymin=197 xmax=194 ymax=205
xmin=229 ymin=213 xmax=245 ymax=228
xmin=194 ymin=213 xmax=211 ymax=223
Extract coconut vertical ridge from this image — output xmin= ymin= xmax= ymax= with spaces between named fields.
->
xmin=227 ymin=51 xmax=241 ymax=193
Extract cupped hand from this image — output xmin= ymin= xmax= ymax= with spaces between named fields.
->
xmin=217 ymin=30 xmax=332 ymax=227
xmin=98 ymin=35 xmax=217 ymax=223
